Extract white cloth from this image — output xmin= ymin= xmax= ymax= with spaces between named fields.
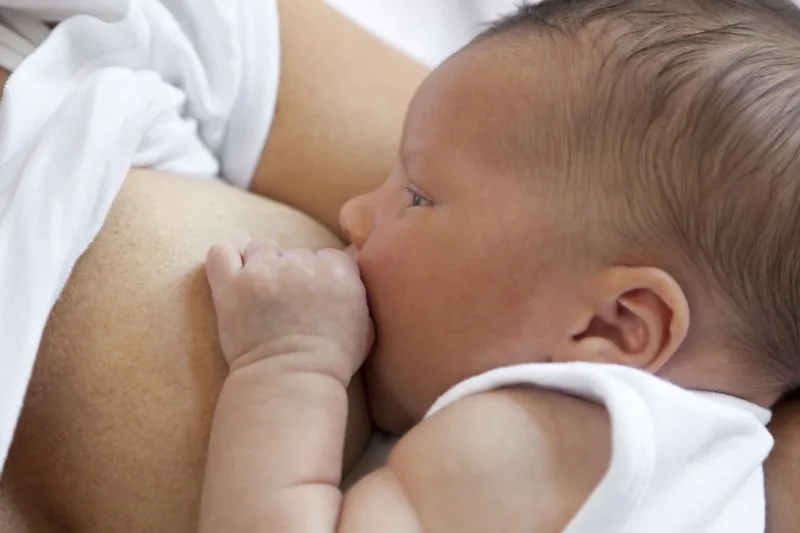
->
xmin=0 ymin=1 xmax=128 ymax=24
xmin=0 ymin=0 xmax=280 ymax=470
xmin=428 ymin=363 xmax=774 ymax=533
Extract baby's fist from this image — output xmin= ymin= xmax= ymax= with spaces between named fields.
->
xmin=205 ymin=239 xmax=372 ymax=382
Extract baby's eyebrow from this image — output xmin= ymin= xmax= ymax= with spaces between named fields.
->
xmin=398 ymin=146 xmax=430 ymax=185
xmin=398 ymin=148 xmax=413 ymax=176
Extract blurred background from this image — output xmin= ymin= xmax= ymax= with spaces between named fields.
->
xmin=323 ymin=0 xmax=521 ymax=66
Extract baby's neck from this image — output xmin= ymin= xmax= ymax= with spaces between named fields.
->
xmin=657 ymin=349 xmax=780 ymax=408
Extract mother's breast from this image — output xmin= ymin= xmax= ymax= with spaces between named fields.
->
xmin=2 ymin=170 xmax=368 ymax=533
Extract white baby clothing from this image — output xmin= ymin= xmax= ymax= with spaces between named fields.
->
xmin=349 ymin=363 xmax=774 ymax=532
xmin=0 ymin=0 xmax=280 ymax=470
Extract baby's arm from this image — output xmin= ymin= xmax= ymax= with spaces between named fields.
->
xmin=199 ymin=239 xmax=611 ymax=533
xmin=199 ymin=350 xmax=350 ymax=532
xmin=199 ymin=239 xmax=371 ymax=532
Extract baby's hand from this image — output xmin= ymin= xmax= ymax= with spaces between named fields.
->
xmin=205 ymin=238 xmax=372 ymax=382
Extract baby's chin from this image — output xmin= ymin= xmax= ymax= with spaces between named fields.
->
xmin=363 ymin=359 xmax=417 ymax=436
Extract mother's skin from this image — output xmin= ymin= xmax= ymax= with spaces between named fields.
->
xmin=0 ymin=2 xmax=798 ymax=532
xmin=766 ymin=396 xmax=800 ymax=531
xmin=0 ymin=1 xmax=424 ymax=531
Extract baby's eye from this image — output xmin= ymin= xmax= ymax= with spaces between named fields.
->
xmin=405 ymin=188 xmax=432 ymax=208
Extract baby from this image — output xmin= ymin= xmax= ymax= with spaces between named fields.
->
xmin=197 ymin=0 xmax=800 ymax=531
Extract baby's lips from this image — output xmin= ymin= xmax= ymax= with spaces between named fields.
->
xmin=344 ymin=245 xmax=360 ymax=264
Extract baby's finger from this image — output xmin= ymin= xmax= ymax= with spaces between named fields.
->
xmin=243 ymin=238 xmax=281 ymax=265
xmin=281 ymin=248 xmax=316 ymax=276
xmin=206 ymin=243 xmax=243 ymax=290
xmin=316 ymin=248 xmax=360 ymax=277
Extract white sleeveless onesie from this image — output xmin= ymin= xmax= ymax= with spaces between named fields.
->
xmin=349 ymin=363 xmax=773 ymax=532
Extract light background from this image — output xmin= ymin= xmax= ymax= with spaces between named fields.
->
xmin=323 ymin=0 xmax=521 ymax=66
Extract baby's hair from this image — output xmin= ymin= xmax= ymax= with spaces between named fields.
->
xmin=482 ymin=0 xmax=800 ymax=393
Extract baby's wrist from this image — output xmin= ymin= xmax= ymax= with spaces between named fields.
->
xmin=228 ymin=335 xmax=358 ymax=385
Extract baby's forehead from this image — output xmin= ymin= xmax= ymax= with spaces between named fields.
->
xmin=402 ymin=37 xmax=594 ymax=177
xmin=413 ymin=38 xmax=577 ymax=121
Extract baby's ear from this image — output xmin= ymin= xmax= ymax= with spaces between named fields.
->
xmin=564 ymin=267 xmax=690 ymax=373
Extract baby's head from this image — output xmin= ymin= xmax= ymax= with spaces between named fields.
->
xmin=340 ymin=0 xmax=800 ymax=433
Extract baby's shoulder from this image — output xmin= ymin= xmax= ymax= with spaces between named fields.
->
xmin=385 ymin=388 xmax=610 ymax=531
xmin=397 ymin=387 xmax=611 ymax=467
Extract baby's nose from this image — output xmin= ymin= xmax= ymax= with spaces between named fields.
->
xmin=340 ymin=194 xmax=373 ymax=250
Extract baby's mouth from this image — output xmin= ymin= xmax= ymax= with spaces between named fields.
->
xmin=344 ymin=244 xmax=360 ymax=264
